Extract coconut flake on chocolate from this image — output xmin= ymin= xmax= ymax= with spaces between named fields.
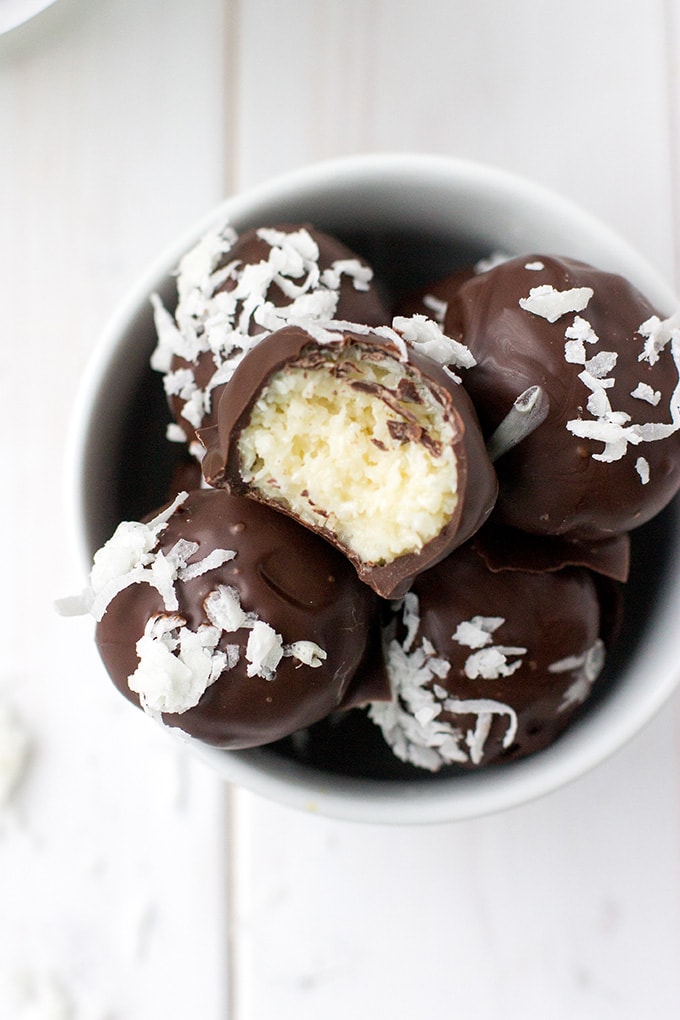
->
xmin=286 ymin=641 xmax=327 ymax=668
xmin=421 ymin=293 xmax=448 ymax=325
xmin=85 ymin=491 xmax=189 ymax=620
xmin=370 ymin=618 xmax=518 ymax=770
xmin=553 ymin=639 xmax=605 ymax=711
xmin=369 ymin=596 xmax=520 ymax=770
xmin=245 ymin=621 xmax=283 ymax=680
xmin=179 ymin=547 xmax=236 ymax=581
xmin=453 ymin=615 xmax=505 ymax=649
xmin=631 ymin=382 xmax=662 ymax=406
xmin=129 ymin=614 xmax=225 ymax=714
xmin=475 ymin=251 xmax=511 ymax=274
xmin=151 ymin=222 xmax=387 ymax=438
xmin=91 ymin=502 xmax=333 ymax=712
xmin=320 ymin=258 xmax=373 ymax=292
xmin=391 ymin=314 xmax=476 ymax=371
xmin=567 ymin=326 xmax=680 ymax=465
xmin=452 ymin=614 xmax=527 ymax=680
xmin=637 ymin=311 xmax=680 ymax=365
xmin=519 ymin=283 xmax=594 ymax=323
xmin=166 ymin=421 xmax=189 ymax=444
xmin=635 ymin=456 xmax=651 ymax=484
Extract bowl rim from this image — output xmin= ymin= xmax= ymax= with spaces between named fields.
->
xmin=65 ymin=152 xmax=680 ymax=824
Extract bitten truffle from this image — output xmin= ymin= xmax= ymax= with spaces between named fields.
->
xmin=90 ymin=488 xmax=377 ymax=748
xmin=200 ymin=320 xmax=498 ymax=598
xmin=413 ymin=254 xmax=680 ymax=540
xmin=369 ymin=538 xmax=608 ymax=769
xmin=150 ymin=222 xmax=390 ymax=447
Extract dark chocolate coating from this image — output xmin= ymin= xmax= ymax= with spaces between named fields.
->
xmin=373 ymin=539 xmax=606 ymax=768
xmin=95 ymin=489 xmax=377 ymax=748
xmin=417 ymin=255 xmax=680 ymax=540
xmin=474 ymin=522 xmax=631 ymax=583
xmin=201 ymin=324 xmax=498 ymax=599
xmin=167 ymin=224 xmax=390 ymax=442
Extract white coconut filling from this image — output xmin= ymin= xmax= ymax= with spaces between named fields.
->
xmin=238 ymin=350 xmax=460 ymax=565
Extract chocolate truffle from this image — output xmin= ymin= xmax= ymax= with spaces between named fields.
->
xmin=91 ymin=488 xmax=377 ymax=749
xmin=369 ymin=538 xmax=607 ymax=770
xmin=150 ymin=222 xmax=390 ymax=447
xmin=201 ymin=320 xmax=498 ymax=599
xmin=414 ymin=254 xmax=680 ymax=540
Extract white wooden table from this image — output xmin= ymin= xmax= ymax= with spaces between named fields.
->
xmin=2 ymin=1 xmax=680 ymax=1016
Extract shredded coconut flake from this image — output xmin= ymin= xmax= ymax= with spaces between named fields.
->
xmin=129 ymin=614 xmax=223 ymax=715
xmin=286 ymin=641 xmax=327 ymax=668
xmin=475 ymin=251 xmax=511 ymax=274
xmin=631 ymin=382 xmax=661 ymax=406
xmin=150 ymin=222 xmax=380 ymax=434
xmin=422 ymin=293 xmax=448 ymax=325
xmin=556 ymin=640 xmax=606 ymax=711
xmin=635 ymin=456 xmax=651 ymax=484
xmin=246 ymin=621 xmax=284 ymax=679
xmin=463 ymin=646 xmax=526 ymax=680
xmin=392 ymin=314 xmax=476 ymax=369
xmin=637 ymin=311 xmax=680 ymax=365
xmin=87 ymin=492 xmax=189 ymax=620
xmin=179 ymin=547 xmax=236 ymax=581
xmin=566 ymin=328 xmax=680 ymax=463
xmin=453 ymin=616 xmax=504 ymax=649
xmin=519 ymin=284 xmax=594 ymax=323
xmin=368 ymin=596 xmax=519 ymax=770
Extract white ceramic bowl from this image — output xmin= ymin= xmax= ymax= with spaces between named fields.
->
xmin=67 ymin=153 xmax=680 ymax=824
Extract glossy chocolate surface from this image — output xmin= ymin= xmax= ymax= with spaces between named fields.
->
xmin=418 ymin=255 xmax=680 ymax=540
xmin=95 ymin=488 xmax=377 ymax=748
xmin=201 ymin=324 xmax=498 ymax=598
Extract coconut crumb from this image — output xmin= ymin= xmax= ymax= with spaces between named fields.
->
xmin=421 ymin=293 xmax=448 ymax=325
xmin=129 ymin=615 xmax=225 ymax=714
xmin=519 ymin=284 xmax=593 ymax=323
xmin=562 ymin=306 xmax=680 ymax=463
xmin=285 ymin=641 xmax=327 ymax=667
xmin=392 ymin=314 xmax=476 ymax=370
xmin=368 ymin=597 xmax=519 ymax=770
xmin=475 ymin=251 xmax=511 ymax=274
xmin=556 ymin=639 xmax=606 ymax=711
xmin=631 ymin=382 xmax=662 ymax=406
xmin=150 ymin=222 xmax=379 ymax=434
xmin=453 ymin=615 xmax=504 ymax=649
xmin=246 ymin=621 xmax=284 ymax=680
xmin=463 ymin=646 xmax=526 ymax=681
xmin=638 ymin=311 xmax=680 ymax=365
xmin=635 ymin=456 xmax=651 ymax=484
